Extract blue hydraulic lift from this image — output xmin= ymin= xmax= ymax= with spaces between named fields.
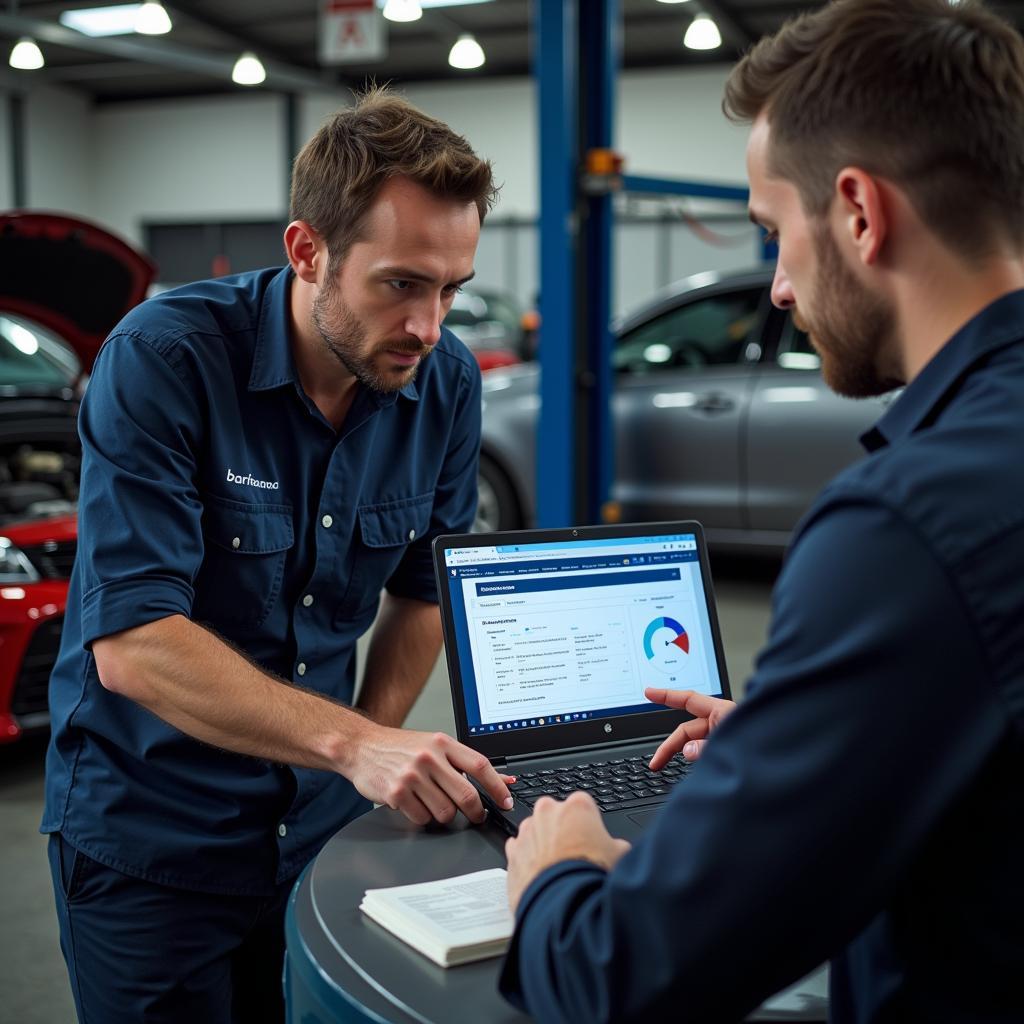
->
xmin=534 ymin=0 xmax=762 ymax=528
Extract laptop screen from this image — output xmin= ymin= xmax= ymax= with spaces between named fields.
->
xmin=439 ymin=529 xmax=727 ymax=739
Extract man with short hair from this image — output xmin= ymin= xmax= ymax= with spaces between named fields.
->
xmin=501 ymin=2 xmax=1024 ymax=1020
xmin=43 ymin=87 xmax=513 ymax=1023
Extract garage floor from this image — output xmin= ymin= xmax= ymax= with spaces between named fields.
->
xmin=0 ymin=557 xmax=778 ymax=1024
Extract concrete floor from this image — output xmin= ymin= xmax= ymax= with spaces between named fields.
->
xmin=0 ymin=556 xmax=777 ymax=1023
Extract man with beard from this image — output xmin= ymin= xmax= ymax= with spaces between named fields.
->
xmin=500 ymin=1 xmax=1024 ymax=1022
xmin=42 ymin=87 xmax=514 ymax=1024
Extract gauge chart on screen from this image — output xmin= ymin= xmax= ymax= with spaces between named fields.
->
xmin=643 ymin=615 xmax=692 ymax=675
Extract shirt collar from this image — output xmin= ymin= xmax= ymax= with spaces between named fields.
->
xmin=860 ymin=288 xmax=1024 ymax=453
xmin=247 ymin=266 xmax=420 ymax=403
xmin=249 ymin=266 xmax=298 ymax=392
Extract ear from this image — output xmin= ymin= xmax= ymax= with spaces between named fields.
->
xmin=834 ymin=168 xmax=887 ymax=266
xmin=283 ymin=220 xmax=325 ymax=284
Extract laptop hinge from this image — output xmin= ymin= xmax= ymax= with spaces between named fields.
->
xmin=503 ymin=736 xmax=663 ymax=765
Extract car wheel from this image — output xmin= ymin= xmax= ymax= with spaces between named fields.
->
xmin=475 ymin=456 xmax=521 ymax=533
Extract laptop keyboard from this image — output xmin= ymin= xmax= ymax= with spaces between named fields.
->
xmin=509 ymin=752 xmax=693 ymax=814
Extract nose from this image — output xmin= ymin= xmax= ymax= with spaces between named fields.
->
xmin=405 ymin=295 xmax=443 ymax=347
xmin=771 ymin=262 xmax=795 ymax=310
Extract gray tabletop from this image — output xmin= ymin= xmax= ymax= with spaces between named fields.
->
xmin=292 ymin=806 xmax=828 ymax=1023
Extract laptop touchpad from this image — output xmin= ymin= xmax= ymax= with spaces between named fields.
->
xmin=627 ymin=808 xmax=661 ymax=829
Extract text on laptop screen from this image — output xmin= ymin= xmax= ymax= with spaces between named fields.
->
xmin=442 ymin=533 xmax=725 ymax=735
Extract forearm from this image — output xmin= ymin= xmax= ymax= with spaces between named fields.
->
xmin=356 ymin=594 xmax=443 ymax=727
xmin=92 ymin=614 xmax=370 ymax=774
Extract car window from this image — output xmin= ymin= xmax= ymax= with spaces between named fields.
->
xmin=775 ymin=316 xmax=821 ymax=370
xmin=0 ymin=316 xmax=79 ymax=387
xmin=614 ymin=288 xmax=763 ymax=374
xmin=445 ymin=291 xmax=522 ymax=350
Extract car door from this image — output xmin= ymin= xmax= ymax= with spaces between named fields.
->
xmin=611 ymin=284 xmax=768 ymax=531
xmin=744 ymin=314 xmax=890 ymax=536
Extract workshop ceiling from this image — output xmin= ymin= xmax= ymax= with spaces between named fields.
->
xmin=3 ymin=1 xmax=1024 ymax=104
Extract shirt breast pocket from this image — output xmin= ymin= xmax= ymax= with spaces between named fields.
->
xmin=193 ymin=495 xmax=295 ymax=628
xmin=343 ymin=492 xmax=434 ymax=616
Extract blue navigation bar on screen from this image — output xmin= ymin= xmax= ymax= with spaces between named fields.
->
xmin=475 ymin=567 xmax=680 ymax=596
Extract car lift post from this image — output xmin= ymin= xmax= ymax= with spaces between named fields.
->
xmin=535 ymin=0 xmax=619 ymax=528
xmin=534 ymin=0 xmax=771 ymax=528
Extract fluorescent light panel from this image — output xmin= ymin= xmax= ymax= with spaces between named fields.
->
xmin=60 ymin=4 xmax=146 ymax=37
xmin=377 ymin=0 xmax=494 ymax=8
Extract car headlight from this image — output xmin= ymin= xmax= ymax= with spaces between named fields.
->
xmin=0 ymin=537 xmax=40 ymax=583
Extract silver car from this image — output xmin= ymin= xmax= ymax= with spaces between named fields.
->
xmin=477 ymin=268 xmax=892 ymax=552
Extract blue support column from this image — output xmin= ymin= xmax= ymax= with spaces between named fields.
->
xmin=534 ymin=8 xmax=752 ymax=528
xmin=579 ymin=0 xmax=619 ymax=524
xmin=535 ymin=0 xmax=578 ymax=527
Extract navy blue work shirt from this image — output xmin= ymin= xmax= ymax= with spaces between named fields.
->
xmin=500 ymin=291 xmax=1024 ymax=1023
xmin=42 ymin=267 xmax=482 ymax=895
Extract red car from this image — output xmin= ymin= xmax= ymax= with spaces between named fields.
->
xmin=0 ymin=212 xmax=155 ymax=743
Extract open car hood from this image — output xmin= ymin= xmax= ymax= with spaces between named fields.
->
xmin=0 ymin=212 xmax=156 ymax=374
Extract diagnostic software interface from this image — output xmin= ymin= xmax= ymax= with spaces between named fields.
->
xmin=442 ymin=533 xmax=725 ymax=736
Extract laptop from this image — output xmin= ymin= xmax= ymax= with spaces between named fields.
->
xmin=433 ymin=521 xmax=731 ymax=840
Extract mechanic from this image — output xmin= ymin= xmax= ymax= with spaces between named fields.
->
xmin=42 ymin=86 xmax=513 ymax=1023
xmin=500 ymin=2 xmax=1024 ymax=1021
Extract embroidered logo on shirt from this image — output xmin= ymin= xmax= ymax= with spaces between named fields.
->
xmin=226 ymin=468 xmax=279 ymax=491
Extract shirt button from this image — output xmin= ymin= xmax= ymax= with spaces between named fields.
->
xmin=231 ymin=537 xmax=240 ymax=549
xmin=302 ymin=594 xmax=314 ymax=607
xmin=278 ymin=824 xmax=287 ymax=838
xmin=297 ymin=662 xmax=306 ymax=676
xmin=321 ymin=514 xmax=333 ymax=529
xmin=408 ymin=528 xmax=416 ymax=540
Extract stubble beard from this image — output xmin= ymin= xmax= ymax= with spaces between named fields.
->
xmin=311 ymin=275 xmax=432 ymax=394
xmin=795 ymin=222 xmax=902 ymax=399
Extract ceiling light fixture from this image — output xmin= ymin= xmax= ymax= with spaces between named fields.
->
xmin=60 ymin=4 xmax=140 ymax=36
xmin=383 ymin=0 xmax=422 ymax=22
xmin=59 ymin=3 xmax=169 ymax=37
xmin=448 ymin=33 xmax=485 ymax=70
xmin=684 ymin=13 xmax=721 ymax=51
xmin=232 ymin=52 xmax=266 ymax=86
xmin=9 ymin=37 xmax=44 ymax=70
xmin=134 ymin=2 xmax=172 ymax=35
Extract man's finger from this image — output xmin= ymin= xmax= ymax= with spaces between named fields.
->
xmin=682 ymin=739 xmax=706 ymax=761
xmin=644 ymin=686 xmax=696 ymax=708
xmin=393 ymin=789 xmax=435 ymax=827
xmin=412 ymin=776 xmax=463 ymax=825
xmin=644 ymin=687 xmax=721 ymax=718
xmin=430 ymin=762 xmax=489 ymax=824
xmin=565 ymin=789 xmax=599 ymax=811
xmin=447 ymin=739 xmax=514 ymax=810
xmin=649 ymin=719 xmax=709 ymax=770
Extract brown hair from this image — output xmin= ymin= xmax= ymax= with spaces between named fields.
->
xmin=724 ymin=0 xmax=1024 ymax=260
xmin=290 ymin=85 xmax=499 ymax=262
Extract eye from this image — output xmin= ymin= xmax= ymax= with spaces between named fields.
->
xmin=387 ymin=279 xmax=414 ymax=292
xmin=442 ymin=284 xmax=464 ymax=298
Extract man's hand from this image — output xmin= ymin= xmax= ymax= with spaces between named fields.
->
xmin=349 ymin=723 xmax=515 ymax=827
xmin=645 ymin=688 xmax=737 ymax=769
xmin=505 ymin=792 xmax=631 ymax=913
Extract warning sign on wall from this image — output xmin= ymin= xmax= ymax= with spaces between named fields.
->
xmin=319 ymin=0 xmax=387 ymax=65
